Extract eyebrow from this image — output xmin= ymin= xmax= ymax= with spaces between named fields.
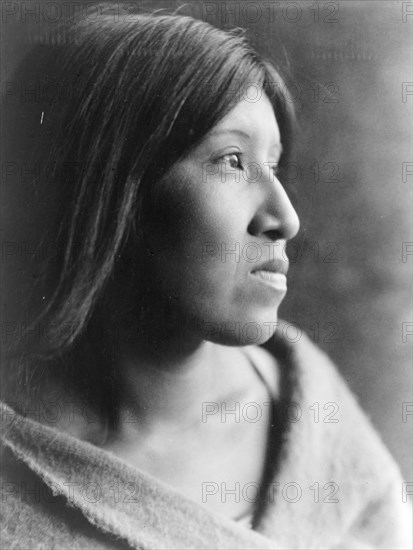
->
xmin=208 ymin=128 xmax=283 ymax=154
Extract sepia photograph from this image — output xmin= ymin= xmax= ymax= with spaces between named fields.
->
xmin=1 ymin=1 xmax=412 ymax=548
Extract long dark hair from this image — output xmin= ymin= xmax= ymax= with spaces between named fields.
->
xmin=2 ymin=6 xmax=295 ymax=430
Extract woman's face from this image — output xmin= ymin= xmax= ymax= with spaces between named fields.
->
xmin=143 ymin=93 xmax=300 ymax=346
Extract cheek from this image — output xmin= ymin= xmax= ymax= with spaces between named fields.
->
xmin=148 ymin=169 xmax=245 ymax=302
xmin=144 ymin=166 xmax=283 ymax=345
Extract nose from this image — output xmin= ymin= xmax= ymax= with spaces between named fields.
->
xmin=247 ymin=176 xmax=300 ymax=241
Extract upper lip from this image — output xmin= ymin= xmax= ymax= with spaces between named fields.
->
xmin=251 ymin=258 xmax=289 ymax=276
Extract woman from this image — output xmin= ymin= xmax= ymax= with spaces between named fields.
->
xmin=1 ymin=7 xmax=411 ymax=549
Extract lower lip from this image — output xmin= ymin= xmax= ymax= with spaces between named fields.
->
xmin=251 ymin=271 xmax=287 ymax=292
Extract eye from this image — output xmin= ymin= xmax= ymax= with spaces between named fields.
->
xmin=221 ymin=152 xmax=244 ymax=171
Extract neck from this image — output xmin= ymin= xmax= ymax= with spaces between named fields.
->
xmin=117 ymin=333 xmax=227 ymax=430
xmin=103 ymin=287 xmax=235 ymax=433
xmin=93 ymin=291 xmax=253 ymax=443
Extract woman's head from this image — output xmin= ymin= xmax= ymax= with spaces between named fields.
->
xmin=134 ymin=93 xmax=299 ymax=349
xmin=4 ymin=6 xmax=299 ymax=419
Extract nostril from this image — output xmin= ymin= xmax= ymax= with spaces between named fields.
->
xmin=247 ymin=217 xmax=283 ymax=240
xmin=264 ymin=229 xmax=283 ymax=242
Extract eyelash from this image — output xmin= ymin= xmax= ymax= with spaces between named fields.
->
xmin=220 ymin=152 xmax=244 ymax=171
xmin=219 ymin=153 xmax=280 ymax=178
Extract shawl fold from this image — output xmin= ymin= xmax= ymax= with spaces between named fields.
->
xmin=1 ymin=325 xmax=411 ymax=549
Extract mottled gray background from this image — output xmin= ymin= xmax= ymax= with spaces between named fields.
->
xmin=1 ymin=1 xmax=412 ymax=480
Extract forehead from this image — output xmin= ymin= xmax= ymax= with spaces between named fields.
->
xmin=208 ymin=93 xmax=281 ymax=146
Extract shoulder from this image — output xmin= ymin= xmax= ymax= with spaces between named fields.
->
xmin=262 ymin=319 xmax=401 ymax=480
xmin=0 ymin=426 xmax=124 ymax=550
xmin=0 ymin=444 xmax=96 ymax=549
xmin=257 ymin=320 xmax=412 ymax=549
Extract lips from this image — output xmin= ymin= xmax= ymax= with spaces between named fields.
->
xmin=250 ymin=258 xmax=289 ymax=293
xmin=250 ymin=258 xmax=289 ymax=276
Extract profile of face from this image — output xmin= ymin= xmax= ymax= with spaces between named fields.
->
xmin=138 ymin=93 xmax=300 ymax=347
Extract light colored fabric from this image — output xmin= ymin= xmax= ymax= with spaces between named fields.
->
xmin=1 ymin=325 xmax=411 ymax=549
xmin=235 ymin=511 xmax=254 ymax=530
